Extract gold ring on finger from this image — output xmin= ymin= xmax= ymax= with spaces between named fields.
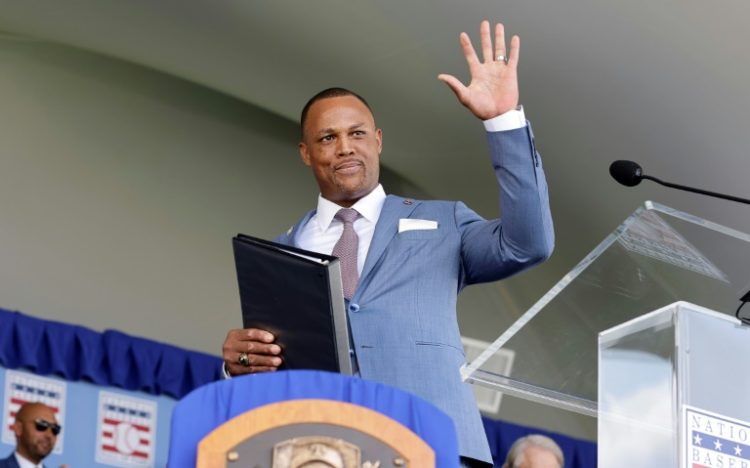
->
xmin=238 ymin=352 xmax=250 ymax=367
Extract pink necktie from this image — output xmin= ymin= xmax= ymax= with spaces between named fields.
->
xmin=331 ymin=208 xmax=360 ymax=299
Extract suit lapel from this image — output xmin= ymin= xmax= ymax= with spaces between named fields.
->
xmin=359 ymin=195 xmax=419 ymax=284
xmin=280 ymin=210 xmax=315 ymax=247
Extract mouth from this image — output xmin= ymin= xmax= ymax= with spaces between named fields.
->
xmin=38 ymin=440 xmax=53 ymax=454
xmin=334 ymin=160 xmax=364 ymax=175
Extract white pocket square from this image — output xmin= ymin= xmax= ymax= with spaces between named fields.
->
xmin=398 ymin=218 xmax=438 ymax=233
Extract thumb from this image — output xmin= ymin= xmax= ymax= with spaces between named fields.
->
xmin=437 ymin=74 xmax=468 ymax=103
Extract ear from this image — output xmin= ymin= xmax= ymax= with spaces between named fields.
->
xmin=298 ymin=142 xmax=311 ymax=167
xmin=375 ymin=128 xmax=383 ymax=155
xmin=12 ymin=420 xmax=22 ymax=438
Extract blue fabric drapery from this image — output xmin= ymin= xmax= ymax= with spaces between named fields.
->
xmin=0 ymin=307 xmax=597 ymax=466
xmin=0 ymin=308 xmax=221 ymax=399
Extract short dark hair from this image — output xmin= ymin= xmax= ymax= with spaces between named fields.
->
xmin=300 ymin=87 xmax=373 ymax=137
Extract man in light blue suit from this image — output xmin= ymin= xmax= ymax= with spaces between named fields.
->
xmin=223 ymin=21 xmax=554 ymax=466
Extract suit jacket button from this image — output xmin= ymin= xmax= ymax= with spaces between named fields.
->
xmin=403 ymin=199 xmax=413 ymax=205
xmin=349 ymin=303 xmax=360 ymax=312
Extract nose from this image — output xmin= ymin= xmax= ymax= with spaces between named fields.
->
xmin=336 ymin=136 xmax=354 ymax=156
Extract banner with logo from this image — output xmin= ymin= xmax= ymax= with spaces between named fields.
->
xmin=2 ymin=370 xmax=67 ymax=454
xmin=684 ymin=405 xmax=750 ymax=468
xmin=0 ymin=367 xmax=174 ymax=467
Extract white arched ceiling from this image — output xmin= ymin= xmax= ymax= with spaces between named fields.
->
xmin=2 ymin=0 xmax=748 ymax=267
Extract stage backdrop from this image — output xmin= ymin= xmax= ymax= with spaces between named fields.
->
xmin=0 ymin=307 xmax=595 ymax=467
xmin=0 ymin=367 xmax=175 ymax=466
xmin=0 ymin=308 xmax=220 ymax=466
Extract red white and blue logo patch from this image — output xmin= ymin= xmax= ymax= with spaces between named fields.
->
xmin=95 ymin=391 xmax=157 ymax=466
xmin=685 ymin=406 xmax=750 ymax=468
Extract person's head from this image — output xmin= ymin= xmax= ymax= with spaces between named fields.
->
xmin=298 ymin=88 xmax=382 ymax=207
xmin=12 ymin=402 xmax=60 ymax=464
xmin=503 ymin=434 xmax=564 ymax=468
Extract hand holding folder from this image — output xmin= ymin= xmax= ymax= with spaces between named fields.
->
xmin=223 ymin=327 xmax=283 ymax=376
xmin=225 ymin=234 xmax=353 ymax=376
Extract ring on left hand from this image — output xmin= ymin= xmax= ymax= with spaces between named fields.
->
xmin=496 ymin=54 xmax=507 ymax=63
xmin=238 ymin=352 xmax=250 ymax=367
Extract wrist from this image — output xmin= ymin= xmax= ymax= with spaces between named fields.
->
xmin=483 ymin=105 xmax=526 ymax=132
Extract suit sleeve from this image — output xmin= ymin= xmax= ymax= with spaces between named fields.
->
xmin=458 ymin=121 xmax=554 ymax=287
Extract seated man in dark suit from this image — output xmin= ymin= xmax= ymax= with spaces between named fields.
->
xmin=0 ymin=402 xmax=61 ymax=468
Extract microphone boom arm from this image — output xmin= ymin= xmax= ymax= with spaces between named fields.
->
xmin=643 ymin=175 xmax=750 ymax=206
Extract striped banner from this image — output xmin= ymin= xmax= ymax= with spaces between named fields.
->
xmin=1 ymin=369 xmax=66 ymax=454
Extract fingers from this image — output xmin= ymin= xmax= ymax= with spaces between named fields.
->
xmin=459 ymin=32 xmax=480 ymax=68
xmin=224 ymin=328 xmax=281 ymax=355
xmin=507 ymin=34 xmax=520 ymax=67
xmin=228 ymin=352 xmax=282 ymax=375
xmin=236 ymin=350 xmax=282 ymax=368
xmin=245 ymin=328 xmax=275 ymax=343
xmin=224 ymin=349 xmax=283 ymax=376
xmin=226 ymin=358 xmax=281 ymax=377
xmin=224 ymin=327 xmax=275 ymax=346
xmin=480 ymin=20 xmax=493 ymax=63
xmin=495 ymin=23 xmax=506 ymax=62
xmin=222 ymin=328 xmax=282 ymax=376
xmin=464 ymin=21 xmax=515 ymax=65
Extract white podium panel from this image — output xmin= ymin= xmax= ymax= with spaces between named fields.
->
xmin=599 ymin=302 xmax=750 ymax=468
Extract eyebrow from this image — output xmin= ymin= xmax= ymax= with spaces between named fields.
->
xmin=315 ymin=122 xmax=367 ymax=137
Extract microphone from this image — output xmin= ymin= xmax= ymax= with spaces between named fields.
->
xmin=609 ymin=160 xmax=644 ymax=187
xmin=609 ymin=160 xmax=750 ymax=206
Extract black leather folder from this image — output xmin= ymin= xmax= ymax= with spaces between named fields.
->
xmin=232 ymin=234 xmax=352 ymax=374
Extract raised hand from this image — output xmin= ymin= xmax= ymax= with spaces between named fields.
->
xmin=438 ymin=20 xmax=520 ymax=120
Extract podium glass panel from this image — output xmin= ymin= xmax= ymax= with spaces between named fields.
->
xmin=462 ymin=201 xmax=750 ymax=416
xmin=598 ymin=302 xmax=750 ymax=467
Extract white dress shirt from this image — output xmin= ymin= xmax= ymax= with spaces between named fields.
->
xmin=296 ymin=185 xmax=386 ymax=274
xmin=14 ymin=452 xmax=43 ymax=468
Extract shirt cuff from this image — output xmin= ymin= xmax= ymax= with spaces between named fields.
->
xmin=221 ymin=362 xmax=232 ymax=379
xmin=483 ymin=105 xmax=526 ymax=132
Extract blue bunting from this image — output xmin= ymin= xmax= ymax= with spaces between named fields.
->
xmin=0 ymin=308 xmax=222 ymax=399
xmin=0 ymin=307 xmax=597 ymax=466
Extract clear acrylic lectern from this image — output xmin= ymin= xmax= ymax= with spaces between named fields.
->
xmin=599 ymin=301 xmax=750 ymax=467
xmin=462 ymin=201 xmax=750 ymax=418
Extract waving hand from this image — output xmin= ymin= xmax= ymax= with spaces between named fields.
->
xmin=438 ymin=21 xmax=520 ymax=120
